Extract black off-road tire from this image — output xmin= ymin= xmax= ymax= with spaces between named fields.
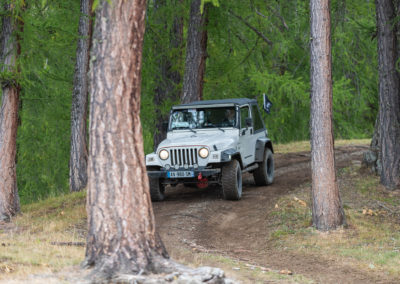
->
xmin=253 ymin=148 xmax=274 ymax=186
xmin=221 ymin=159 xmax=242 ymax=200
xmin=147 ymin=167 xmax=165 ymax=201
xmin=149 ymin=177 xmax=165 ymax=201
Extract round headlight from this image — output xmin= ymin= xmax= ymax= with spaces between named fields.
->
xmin=199 ymin=147 xmax=209 ymax=159
xmin=159 ymin=149 xmax=169 ymax=160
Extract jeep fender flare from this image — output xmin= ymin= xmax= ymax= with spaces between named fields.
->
xmin=221 ymin=148 xmax=243 ymax=168
xmin=255 ymin=138 xmax=274 ymax=163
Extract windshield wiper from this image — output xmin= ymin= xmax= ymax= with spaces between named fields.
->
xmin=171 ymin=126 xmax=196 ymax=133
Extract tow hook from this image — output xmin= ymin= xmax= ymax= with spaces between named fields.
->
xmin=197 ymin=172 xmax=208 ymax=189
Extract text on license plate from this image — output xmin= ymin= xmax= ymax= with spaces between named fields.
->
xmin=167 ymin=171 xmax=194 ymax=178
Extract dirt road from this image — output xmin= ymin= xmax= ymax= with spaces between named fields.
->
xmin=153 ymin=145 xmax=396 ymax=283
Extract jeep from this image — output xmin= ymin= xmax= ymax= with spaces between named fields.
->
xmin=146 ymin=97 xmax=274 ymax=201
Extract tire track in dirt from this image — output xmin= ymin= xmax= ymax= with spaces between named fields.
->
xmin=154 ymin=145 xmax=397 ymax=283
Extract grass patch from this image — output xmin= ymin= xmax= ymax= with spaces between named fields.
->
xmin=0 ymin=187 xmax=315 ymax=283
xmin=275 ymin=138 xmax=370 ymax=153
xmin=267 ymin=165 xmax=400 ymax=279
xmin=0 ymin=191 xmax=87 ymax=280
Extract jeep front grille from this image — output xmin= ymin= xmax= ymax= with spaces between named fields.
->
xmin=169 ymin=148 xmax=199 ymax=167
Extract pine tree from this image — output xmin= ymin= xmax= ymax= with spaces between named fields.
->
xmin=153 ymin=0 xmax=183 ymax=149
xmin=0 ymin=0 xmax=22 ymax=221
xmin=375 ymin=0 xmax=400 ymax=190
xmin=69 ymin=0 xmax=93 ymax=192
xmin=181 ymin=0 xmax=208 ymax=103
xmin=310 ymin=0 xmax=346 ymax=230
xmin=83 ymin=0 xmax=169 ymax=277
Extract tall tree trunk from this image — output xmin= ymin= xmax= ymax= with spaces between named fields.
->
xmin=69 ymin=0 xmax=93 ymax=192
xmin=310 ymin=0 xmax=345 ymax=230
xmin=376 ymin=0 xmax=400 ymax=190
xmin=83 ymin=0 xmax=169 ymax=277
xmin=181 ymin=0 xmax=208 ymax=104
xmin=0 ymin=2 xmax=20 ymax=222
xmin=153 ymin=0 xmax=183 ymax=150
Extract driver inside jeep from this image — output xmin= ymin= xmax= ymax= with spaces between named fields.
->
xmin=222 ymin=109 xmax=236 ymax=127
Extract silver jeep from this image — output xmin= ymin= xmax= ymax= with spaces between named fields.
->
xmin=146 ymin=98 xmax=274 ymax=201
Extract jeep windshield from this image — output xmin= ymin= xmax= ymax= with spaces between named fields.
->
xmin=170 ymin=107 xmax=237 ymax=130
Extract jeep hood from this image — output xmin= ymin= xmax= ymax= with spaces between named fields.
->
xmin=158 ymin=131 xmax=237 ymax=150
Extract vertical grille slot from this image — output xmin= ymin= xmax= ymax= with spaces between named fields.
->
xmin=174 ymin=150 xmax=178 ymax=165
xmin=178 ymin=149 xmax=182 ymax=165
xmin=170 ymin=149 xmax=174 ymax=165
xmin=186 ymin=149 xmax=191 ymax=165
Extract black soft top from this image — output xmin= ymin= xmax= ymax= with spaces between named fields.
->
xmin=174 ymin=98 xmax=257 ymax=108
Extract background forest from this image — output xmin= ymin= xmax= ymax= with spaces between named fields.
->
xmin=3 ymin=0 xmax=377 ymax=203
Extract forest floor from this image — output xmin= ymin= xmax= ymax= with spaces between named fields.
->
xmin=1 ymin=139 xmax=400 ymax=283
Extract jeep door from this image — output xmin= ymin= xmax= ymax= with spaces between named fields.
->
xmin=238 ymin=105 xmax=256 ymax=167
xmin=250 ymin=103 xmax=267 ymax=156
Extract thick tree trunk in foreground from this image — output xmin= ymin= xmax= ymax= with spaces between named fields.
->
xmin=83 ymin=0 xmax=169 ymax=277
xmin=69 ymin=0 xmax=93 ymax=192
xmin=181 ymin=0 xmax=208 ymax=104
xmin=153 ymin=0 xmax=183 ymax=150
xmin=0 ymin=2 xmax=20 ymax=222
xmin=376 ymin=0 xmax=400 ymax=190
xmin=310 ymin=0 xmax=345 ymax=230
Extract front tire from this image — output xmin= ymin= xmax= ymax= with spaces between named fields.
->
xmin=253 ymin=148 xmax=274 ymax=186
xmin=147 ymin=167 xmax=165 ymax=201
xmin=149 ymin=177 xmax=165 ymax=201
xmin=221 ymin=159 xmax=242 ymax=200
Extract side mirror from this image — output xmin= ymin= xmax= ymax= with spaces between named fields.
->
xmin=162 ymin=121 xmax=169 ymax=132
xmin=245 ymin=117 xmax=253 ymax=127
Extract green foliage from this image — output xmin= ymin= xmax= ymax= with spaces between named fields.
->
xmin=251 ymin=71 xmax=309 ymax=142
xmin=140 ymin=0 xmax=377 ymax=148
xmin=201 ymin=0 xmax=219 ymax=13
xmin=0 ymin=67 xmax=20 ymax=87
xmin=16 ymin=0 xmax=80 ymax=203
xmin=201 ymin=0 xmax=376 ymax=143
xmin=141 ymin=0 xmax=187 ymax=153
xmin=4 ymin=0 xmax=377 ymax=203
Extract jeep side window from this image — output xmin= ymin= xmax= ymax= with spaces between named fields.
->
xmin=240 ymin=106 xmax=250 ymax=129
xmin=251 ymin=104 xmax=264 ymax=131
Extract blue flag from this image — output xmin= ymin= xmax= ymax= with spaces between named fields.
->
xmin=263 ymin=93 xmax=272 ymax=114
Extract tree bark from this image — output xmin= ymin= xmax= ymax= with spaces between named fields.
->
xmin=83 ymin=0 xmax=169 ymax=278
xmin=181 ymin=0 xmax=208 ymax=104
xmin=69 ymin=0 xmax=93 ymax=192
xmin=376 ymin=0 xmax=400 ymax=190
xmin=310 ymin=0 xmax=345 ymax=230
xmin=153 ymin=0 xmax=183 ymax=150
xmin=0 ymin=1 xmax=20 ymax=222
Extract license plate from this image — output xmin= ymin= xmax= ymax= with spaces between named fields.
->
xmin=167 ymin=171 xmax=194 ymax=178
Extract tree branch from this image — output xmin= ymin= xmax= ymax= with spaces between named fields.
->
xmin=264 ymin=5 xmax=289 ymax=31
xmin=229 ymin=9 xmax=273 ymax=46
